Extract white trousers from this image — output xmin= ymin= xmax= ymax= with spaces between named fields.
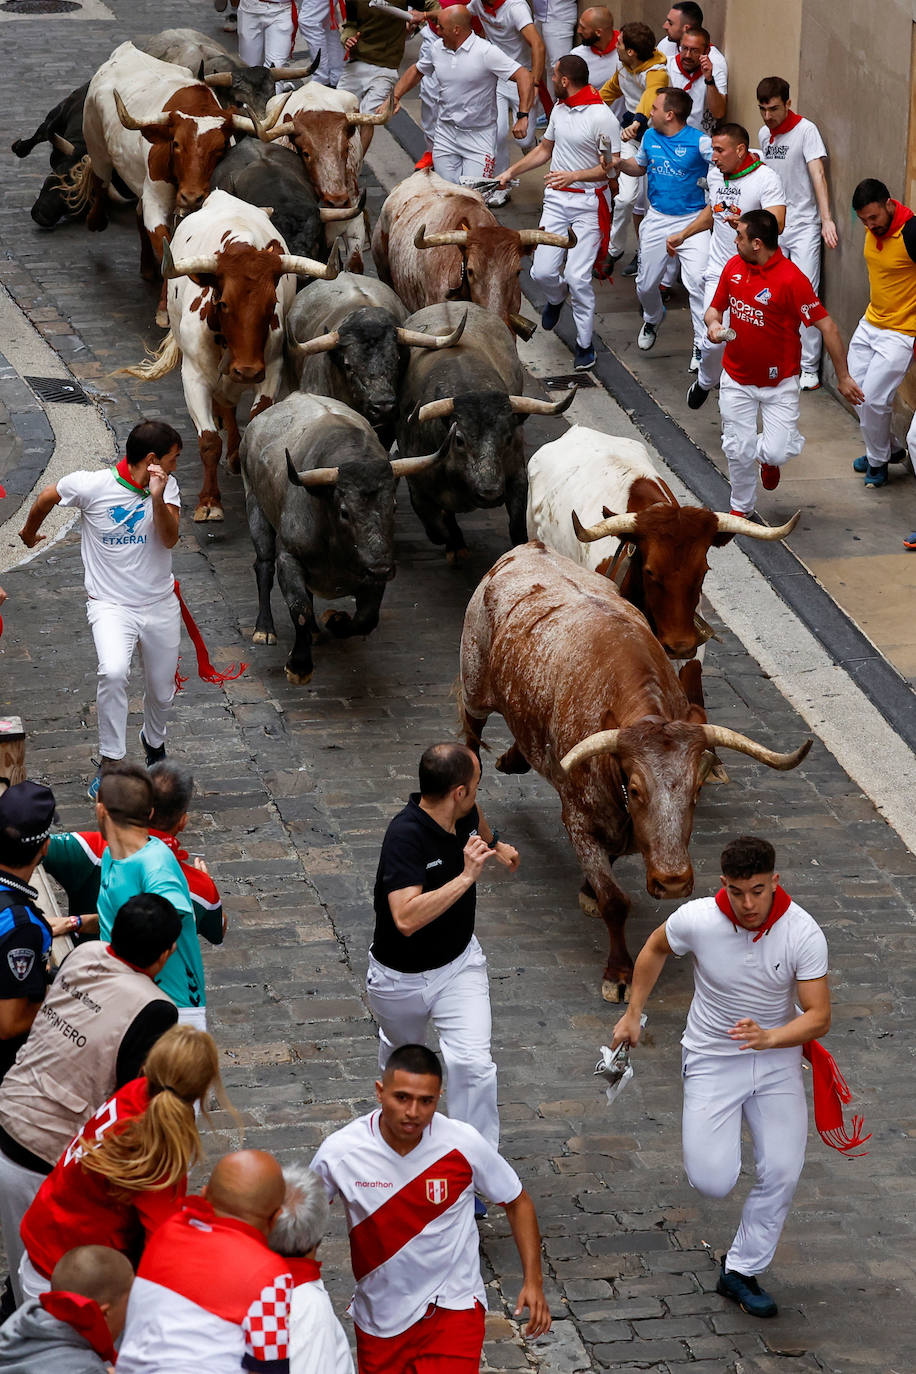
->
xmin=608 ymin=169 xmax=647 ymax=257
xmin=419 ymin=76 xmax=439 ymax=152
xmin=298 ymin=0 xmax=344 ymax=86
xmin=781 ymin=223 xmax=823 ymax=372
xmin=0 ymin=1150 xmax=44 ymax=1305
xmin=847 ymin=316 xmax=916 ymax=467
xmin=697 ymin=269 xmax=728 ymax=391
xmin=336 ymin=59 xmax=397 ymax=112
xmin=86 ymin=593 xmax=181 ymax=761
xmin=530 ymin=189 xmax=603 ymax=348
xmin=636 ymin=207 xmax=710 ymax=348
xmin=366 ymin=936 xmax=499 ymax=1148
xmin=497 ymin=79 xmax=536 ymax=155
xmin=682 ymin=1047 xmax=808 ymax=1276
xmin=237 ymin=0 xmax=295 ymax=67
xmin=540 ymin=0 xmax=577 ymax=71
xmin=433 ymin=121 xmax=496 ymax=184
xmin=719 ymin=374 xmax=804 ymax=514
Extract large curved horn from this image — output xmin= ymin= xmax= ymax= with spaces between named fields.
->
xmin=203 ymin=71 xmax=234 ymax=88
xmin=288 ymin=329 xmax=340 ymax=357
xmin=508 ymin=388 xmax=577 ymax=418
xmin=286 ymin=449 xmax=339 ymax=487
xmin=278 ymin=252 xmax=338 ymax=280
xmin=561 ymin=730 xmax=621 ymax=773
xmin=414 ymin=397 xmax=456 ymax=425
xmin=396 ymin=311 xmax=467 ymax=350
xmin=701 ymin=726 xmax=813 ymax=771
xmin=243 ymin=93 xmax=291 ymax=141
xmin=319 ymin=188 xmax=367 ymax=222
xmin=348 ymin=93 xmax=394 ymax=127
xmin=231 ymin=114 xmax=257 ymax=134
xmin=413 ymin=224 xmax=469 ymax=250
xmin=114 ymin=90 xmax=169 ymax=132
xmin=517 ymin=227 xmax=578 ymax=249
xmin=271 ymin=51 xmax=321 ymax=79
xmin=714 ymin=509 xmax=802 ymax=541
xmin=160 ymin=239 xmax=219 ymax=280
xmin=50 ymin=133 xmax=76 ymax=157
xmin=571 ymin=509 xmax=639 ymax=543
xmin=390 ymin=424 xmax=457 ymax=477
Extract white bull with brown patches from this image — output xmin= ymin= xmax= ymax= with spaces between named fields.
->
xmin=123 ymin=190 xmax=335 ymax=522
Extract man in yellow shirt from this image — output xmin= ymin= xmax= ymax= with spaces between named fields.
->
xmin=847 ymin=179 xmax=916 ymax=494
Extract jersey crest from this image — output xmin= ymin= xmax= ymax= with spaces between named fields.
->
xmin=754 ymin=287 xmax=772 ymax=305
xmin=426 ymin=1178 xmax=449 ymax=1205
xmin=7 ymin=947 xmax=35 ymax=981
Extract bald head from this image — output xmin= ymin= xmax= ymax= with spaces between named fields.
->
xmin=577 ymin=7 xmax=616 ymax=44
xmin=439 ymin=5 xmax=472 ymax=46
xmin=206 ymin=1150 xmax=286 ymax=1236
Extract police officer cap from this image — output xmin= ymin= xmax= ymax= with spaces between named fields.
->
xmin=0 ymin=780 xmax=57 ymax=845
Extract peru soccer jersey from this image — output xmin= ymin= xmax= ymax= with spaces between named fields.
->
xmin=310 ymin=1111 xmax=522 ymax=1338
xmin=710 ymin=249 xmax=828 ymax=386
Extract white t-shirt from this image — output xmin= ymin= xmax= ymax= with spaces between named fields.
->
xmin=310 ymin=1110 xmax=522 ymax=1338
xmin=758 ymin=117 xmax=828 ymax=233
xmin=57 ymin=467 xmax=180 ymax=604
xmin=569 ymin=42 xmax=619 ymax=93
xmin=289 ymin=1279 xmax=354 ymax=1374
xmin=468 ymin=0 xmax=534 ymax=69
xmin=705 ymin=160 xmax=786 ymax=273
xmin=417 ymin=31 xmax=520 ymax=128
xmin=666 ymin=894 xmax=829 ymax=1056
xmin=544 ymin=99 xmax=621 ymax=190
xmin=666 ymin=49 xmax=728 ymax=134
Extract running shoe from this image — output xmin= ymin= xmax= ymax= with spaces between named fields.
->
xmin=140 ymin=729 xmax=166 ymax=767
xmin=760 ymin=463 xmax=780 ymax=490
xmin=799 ymin=369 xmax=820 ymax=391
xmin=541 ymin=300 xmax=563 ymax=331
xmin=688 ymin=345 xmax=701 ymax=373
xmin=574 ymin=343 xmax=596 ymax=371
xmin=864 ymin=463 xmax=888 ymax=488
xmin=686 ymin=381 xmax=709 ymax=410
xmin=716 ymin=1260 xmax=777 ymax=1318
xmin=622 ymin=253 xmax=639 ymax=276
xmin=637 ymin=319 xmax=660 ymax=351
xmin=852 ymin=456 xmax=868 ymax=474
xmin=903 ymin=532 xmax=916 ymax=550
xmin=87 ymin=767 xmax=103 ymax=803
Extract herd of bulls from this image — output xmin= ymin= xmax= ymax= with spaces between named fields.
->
xmin=14 ymin=29 xmax=813 ymax=1001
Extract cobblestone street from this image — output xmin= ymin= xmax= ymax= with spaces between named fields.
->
xmin=0 ymin=4 xmax=914 ymax=1371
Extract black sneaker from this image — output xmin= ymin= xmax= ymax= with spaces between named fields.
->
xmin=716 ymin=1259 xmax=777 ymax=1318
xmin=541 ymin=300 xmax=563 ymax=331
xmin=622 ymin=253 xmax=639 ymax=277
xmin=686 ymin=380 xmax=709 ymax=410
xmin=140 ymin=730 xmax=166 ymax=767
xmin=574 ymin=343 xmax=596 ymax=371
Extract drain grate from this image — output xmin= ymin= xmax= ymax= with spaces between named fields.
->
xmin=544 ymin=373 xmax=597 ymax=389
xmin=24 ymin=375 xmax=90 ymax=405
xmin=1 ymin=0 xmax=82 ymax=12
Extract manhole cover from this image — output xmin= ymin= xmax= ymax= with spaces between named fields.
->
xmin=24 ymin=375 xmax=90 ymax=405
xmin=0 ymin=0 xmax=81 ymax=11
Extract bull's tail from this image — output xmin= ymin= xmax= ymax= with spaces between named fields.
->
xmin=56 ymin=155 xmax=93 ymax=212
xmin=118 ymin=331 xmax=181 ymax=382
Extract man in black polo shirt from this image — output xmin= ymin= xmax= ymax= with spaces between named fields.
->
xmin=0 ymin=781 xmax=56 ymax=1087
xmin=367 ymin=743 xmax=519 ymax=1168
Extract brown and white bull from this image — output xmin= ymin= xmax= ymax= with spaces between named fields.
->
xmin=459 ymin=542 xmax=811 ymax=1001
xmin=123 ymin=189 xmax=335 ymax=522
xmin=371 ymin=171 xmax=575 ymax=339
xmin=82 ymin=43 xmax=257 ymax=322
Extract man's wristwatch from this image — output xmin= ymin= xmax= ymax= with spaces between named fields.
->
xmin=704 ymin=77 xmax=715 ymax=85
xmin=518 ymin=110 xmax=530 ymax=117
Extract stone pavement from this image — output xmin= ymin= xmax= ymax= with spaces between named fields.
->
xmin=0 ymin=7 xmax=915 ymax=1373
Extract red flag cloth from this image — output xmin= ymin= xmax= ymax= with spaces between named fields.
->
xmin=715 ymin=883 xmax=791 ymax=941
xmin=172 ymin=580 xmax=247 ymax=689
xmin=39 ymin=1291 xmax=117 ymax=1365
xmin=558 ymin=184 xmax=613 ymax=279
xmin=802 ymin=1039 xmax=871 ymax=1155
xmin=766 ymin=109 xmax=802 ymax=143
xmin=870 ymin=199 xmax=914 ymax=251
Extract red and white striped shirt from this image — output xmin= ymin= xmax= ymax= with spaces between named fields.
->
xmin=310 ymin=1111 xmax=521 ymax=1338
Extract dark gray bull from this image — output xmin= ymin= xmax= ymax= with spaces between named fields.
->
xmin=397 ymin=302 xmax=575 ymax=558
xmin=287 ymin=275 xmax=466 ymax=439
xmin=135 ymin=28 xmax=317 ymax=118
xmin=11 ymin=83 xmax=133 ymax=227
xmin=240 ymin=392 xmax=450 ymax=683
xmin=211 ymin=140 xmax=362 ymax=263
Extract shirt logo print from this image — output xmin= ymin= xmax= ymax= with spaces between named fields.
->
xmin=7 ymin=947 xmax=35 ymax=981
xmin=107 ymin=504 xmax=145 ymax=534
xmin=754 ymin=288 xmax=772 ymax=305
xmin=426 ymin=1178 xmax=449 ymax=1204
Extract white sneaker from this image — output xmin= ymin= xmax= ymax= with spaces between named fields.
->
xmin=799 ymin=369 xmax=820 ymax=391
xmin=637 ymin=320 xmax=659 ymax=351
xmin=688 ymin=346 xmax=701 ymax=373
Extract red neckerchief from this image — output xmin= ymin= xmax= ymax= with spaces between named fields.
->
xmin=871 ymin=199 xmax=915 ymax=251
xmin=288 ymin=1255 xmax=323 ymax=1284
xmin=723 ymin=152 xmax=762 ymax=182
xmin=150 ymin=828 xmax=189 ymax=863
xmin=481 ymin=0 xmax=507 ymax=12
xmin=590 ymin=31 xmax=618 ymax=56
xmin=675 ymin=53 xmax=702 ymax=90
xmin=115 ymin=456 xmax=147 ymax=492
xmin=802 ymin=1041 xmax=871 ymax=1155
xmin=563 ymin=85 xmax=604 ymax=107
xmin=39 ymin=1292 xmax=117 ymax=1365
xmin=767 ymin=109 xmax=802 ymax=143
xmin=715 ymin=883 xmax=791 ymax=942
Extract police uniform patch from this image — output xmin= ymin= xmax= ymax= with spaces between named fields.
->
xmin=7 ymin=947 xmax=35 ymax=981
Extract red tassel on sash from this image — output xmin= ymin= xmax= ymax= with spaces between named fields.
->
xmin=802 ymin=1040 xmax=871 ymax=1155
xmin=173 ymin=580 xmax=247 ymax=690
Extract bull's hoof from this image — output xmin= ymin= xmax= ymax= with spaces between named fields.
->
xmin=252 ymin=629 xmax=277 ymax=646
xmin=445 ymin=547 xmax=470 ymax=564
xmin=578 ymin=888 xmax=600 ymax=918
xmin=193 ymin=504 xmax=211 ymax=522
xmin=601 ymin=979 xmax=631 ymax=1004
xmin=155 ymin=307 xmax=169 ymax=328
xmin=322 ymin=609 xmax=352 ymax=635
xmin=226 ymin=451 xmax=241 ymax=475
xmin=284 ymin=665 xmax=313 ymax=685
xmin=495 ymin=745 xmax=531 ymax=775
xmin=206 ymin=505 xmax=224 ymax=522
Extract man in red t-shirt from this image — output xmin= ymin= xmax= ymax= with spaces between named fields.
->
xmin=706 ymin=208 xmax=862 ymax=516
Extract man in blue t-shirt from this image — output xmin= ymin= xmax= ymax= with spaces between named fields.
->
xmin=617 ymin=85 xmax=712 ymax=362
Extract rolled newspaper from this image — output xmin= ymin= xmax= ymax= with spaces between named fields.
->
xmin=368 ymin=0 xmax=423 ymax=20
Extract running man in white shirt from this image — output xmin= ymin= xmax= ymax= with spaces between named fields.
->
xmin=757 ymin=76 xmax=836 ymax=390
xmin=19 ymin=420 xmax=183 ymax=801
xmin=393 ymin=6 xmax=534 ymax=183
xmin=612 ymin=835 xmax=831 ymax=1321
xmin=665 ymin=24 xmax=726 ymax=135
xmin=498 ymin=53 xmax=621 ymax=372
xmin=310 ymin=1043 xmax=551 ymax=1374
xmin=468 ymin=0 xmax=544 ymax=160
xmin=665 ymin=123 xmax=785 ymax=408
